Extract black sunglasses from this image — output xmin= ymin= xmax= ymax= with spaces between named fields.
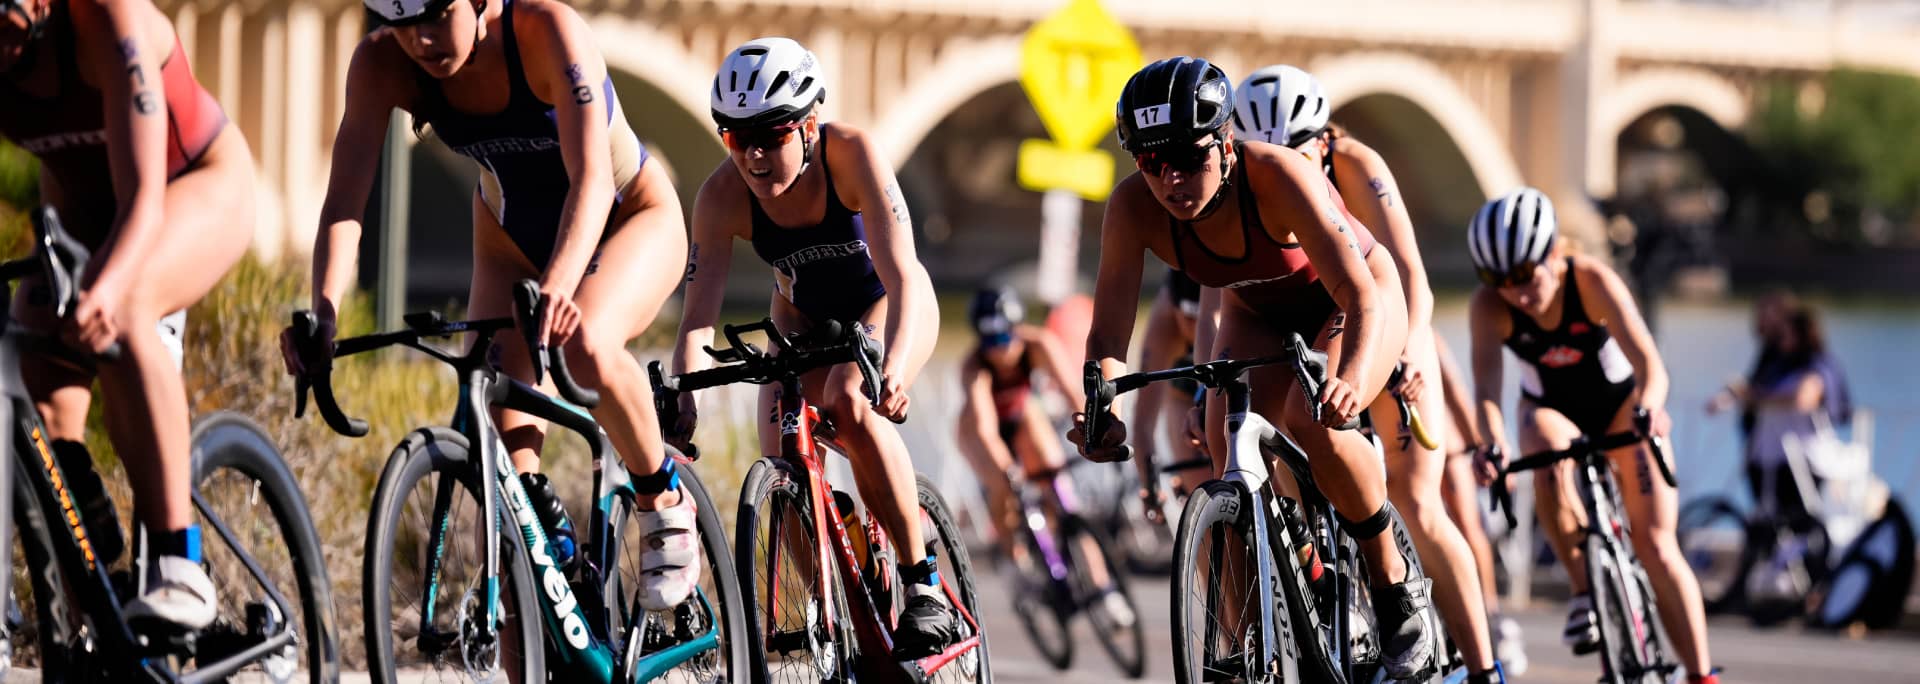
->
xmin=1134 ymin=139 xmax=1222 ymax=177
xmin=1476 ymin=260 xmax=1542 ymax=288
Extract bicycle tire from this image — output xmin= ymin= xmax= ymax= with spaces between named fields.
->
xmin=1113 ymin=484 xmax=1177 ymax=576
xmin=914 ymin=474 xmax=992 ymax=683
xmin=1587 ymin=535 xmax=1640 ymax=684
xmin=1675 ymin=497 xmax=1751 ymax=613
xmin=1062 ymin=513 xmax=1145 ymax=678
xmin=189 ymin=412 xmax=340 ymax=682
xmin=363 ymin=428 xmax=544 ymax=684
xmin=9 ymin=455 xmax=85 ymax=678
xmin=1006 ymin=519 xmax=1072 ymax=670
xmin=603 ymin=462 xmax=751 ymax=681
xmin=735 ymin=458 xmax=853 ymax=684
xmin=1172 ymin=481 xmax=1294 ymax=684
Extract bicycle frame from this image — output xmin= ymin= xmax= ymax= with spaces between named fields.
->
xmin=767 ymin=378 xmax=986 ymax=681
xmin=303 ymin=308 xmax=722 ymax=683
xmin=0 ymin=216 xmax=302 ymax=683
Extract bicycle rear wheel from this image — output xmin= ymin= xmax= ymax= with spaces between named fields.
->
xmin=189 ymin=412 xmax=339 ymax=682
xmin=364 ymin=428 xmax=544 ymax=684
xmin=1676 ymin=497 xmax=1751 ymax=613
xmin=604 ymin=461 xmax=749 ymax=682
xmin=736 ymin=459 xmax=852 ymax=684
xmin=1062 ymin=514 xmax=1145 ymax=677
xmin=1172 ymin=481 xmax=1288 ymax=684
xmin=914 ymin=474 xmax=991 ymax=683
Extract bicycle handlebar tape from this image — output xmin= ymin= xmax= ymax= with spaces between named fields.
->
xmin=510 ymin=280 xmax=546 ymax=387
xmin=544 ymin=343 xmax=601 ymax=409
xmin=1078 ymin=360 xmax=1130 ymax=462
xmin=290 ymin=310 xmax=369 ymax=437
xmin=1634 ymin=409 xmax=1677 ymax=488
xmin=1486 ymin=446 xmax=1518 ymax=529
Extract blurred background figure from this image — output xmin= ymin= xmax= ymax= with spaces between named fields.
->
xmin=1708 ymin=292 xmax=1853 ymax=523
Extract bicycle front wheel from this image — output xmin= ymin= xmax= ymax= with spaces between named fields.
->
xmin=364 ymin=428 xmax=544 ymax=684
xmin=189 ymin=412 xmax=339 ymax=683
xmin=1589 ymin=534 xmax=1671 ymax=684
xmin=915 ymin=474 xmax=992 ymax=683
xmin=605 ymin=461 xmax=749 ymax=683
xmin=1171 ymin=481 xmax=1288 ymax=684
xmin=736 ymin=459 xmax=852 ymax=684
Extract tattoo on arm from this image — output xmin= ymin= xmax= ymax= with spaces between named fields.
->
xmin=883 ymin=182 xmax=911 ymax=228
xmin=120 ymin=39 xmax=158 ymax=116
xmin=1369 ymin=177 xmax=1395 ymax=208
xmin=1326 ymin=206 xmax=1359 ymax=252
xmin=684 ymin=244 xmax=699 ymax=282
xmin=566 ymin=63 xmax=594 ymax=105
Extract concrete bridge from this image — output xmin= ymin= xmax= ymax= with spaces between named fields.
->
xmin=151 ymin=0 xmax=1920 ymax=295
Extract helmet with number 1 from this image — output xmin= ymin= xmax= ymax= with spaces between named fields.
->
xmin=365 ymin=0 xmax=458 ymax=26
xmin=1231 ymin=65 xmax=1330 ymax=147
xmin=711 ymin=37 xmax=827 ymax=129
xmin=1114 ymin=57 xmax=1234 ymax=154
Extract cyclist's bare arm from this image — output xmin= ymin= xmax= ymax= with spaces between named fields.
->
xmin=313 ymin=35 xmax=414 ymax=316
xmin=1086 ymin=176 xmax=1155 ymax=389
xmin=1572 ymin=257 xmax=1669 ymax=414
xmin=1332 ymin=141 xmax=1431 ymax=335
xmin=74 ymin=0 xmax=170 ymax=293
xmin=1468 ymin=288 xmax=1512 ymax=477
xmin=674 ymin=163 xmax=750 ymax=377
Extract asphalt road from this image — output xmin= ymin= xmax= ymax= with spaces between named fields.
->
xmin=975 ymin=569 xmax=1920 ymax=684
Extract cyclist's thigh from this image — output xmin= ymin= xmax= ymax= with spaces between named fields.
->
xmin=1519 ymin=402 xmax=1583 ymax=494
xmin=1010 ymin=400 xmax=1065 ymax=476
xmin=571 ymin=163 xmax=688 ymax=343
xmin=468 ymin=189 xmax=546 ymax=451
xmin=1598 ymin=401 xmax=1678 ymax=536
xmin=1203 ymin=298 xmax=1294 ymax=468
xmin=10 ymin=277 xmax=94 ymax=438
xmin=125 ymin=129 xmax=253 ymax=323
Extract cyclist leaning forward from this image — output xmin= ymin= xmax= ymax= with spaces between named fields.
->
xmin=1232 ymin=64 xmax=1502 ymax=681
xmin=667 ymin=37 xmax=956 ymax=657
xmin=286 ymin=0 xmax=702 ymax=612
xmin=0 ymin=0 xmax=254 ymax=628
xmin=1466 ymin=188 xmax=1718 ymax=683
xmin=1071 ymin=56 xmax=1436 ymax=679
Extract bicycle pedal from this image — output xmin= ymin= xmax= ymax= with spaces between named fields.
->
xmin=131 ymin=620 xmax=198 ymax=658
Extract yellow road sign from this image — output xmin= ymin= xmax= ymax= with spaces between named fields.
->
xmin=1017 ymin=139 xmax=1116 ymax=200
xmin=1019 ymin=0 xmax=1143 ymax=153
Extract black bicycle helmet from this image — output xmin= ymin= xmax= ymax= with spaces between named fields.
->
xmin=1115 ymin=57 xmax=1234 ymax=154
xmin=969 ymin=287 xmax=1023 ymax=339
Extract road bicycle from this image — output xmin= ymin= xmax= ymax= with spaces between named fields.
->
xmin=650 ymin=318 xmax=989 ymax=684
xmin=998 ymin=456 xmax=1145 ymax=677
xmin=291 ymin=279 xmax=746 ymax=683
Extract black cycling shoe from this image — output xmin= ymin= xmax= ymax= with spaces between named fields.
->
xmin=1373 ymin=576 xmax=1437 ymax=680
xmin=892 ymin=591 xmax=962 ymax=660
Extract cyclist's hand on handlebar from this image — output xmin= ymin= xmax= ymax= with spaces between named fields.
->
xmin=1316 ymin=376 xmax=1364 ymax=428
xmin=537 ymin=286 xmax=583 ymax=348
xmin=876 ymin=372 xmax=911 ymax=422
xmin=66 ymin=284 xmax=124 ymax=355
xmin=280 ymin=309 xmax=336 ymax=376
xmin=667 ymin=391 xmax=699 ymax=449
xmin=1643 ymin=404 xmax=1673 ymax=440
xmin=1473 ymin=443 xmax=1505 ymax=487
xmin=1068 ymin=411 xmax=1129 ymax=463
xmin=1393 ymin=355 xmax=1427 ymax=400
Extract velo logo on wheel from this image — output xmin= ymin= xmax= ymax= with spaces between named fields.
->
xmin=507 ymin=480 xmax=592 ymax=649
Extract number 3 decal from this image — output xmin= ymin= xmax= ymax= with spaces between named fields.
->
xmin=392 ymin=0 xmax=404 ymax=15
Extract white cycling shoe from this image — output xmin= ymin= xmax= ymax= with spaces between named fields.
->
xmin=124 ymin=555 xmax=217 ymax=630
xmin=634 ymin=490 xmax=702 ymax=611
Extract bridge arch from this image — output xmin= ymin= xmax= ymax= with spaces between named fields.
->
xmin=871 ymin=36 xmax=1024 ymax=169
xmin=1309 ymin=52 xmax=1523 ymax=199
xmin=1601 ymin=68 xmax=1748 ymax=142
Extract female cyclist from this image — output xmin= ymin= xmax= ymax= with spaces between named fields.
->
xmin=287 ymin=0 xmax=699 ymax=610
xmin=1 ymin=0 xmax=252 ymax=629
xmin=1232 ymin=64 xmax=1499 ymax=680
xmin=1072 ymin=56 xmax=1433 ymax=679
xmin=1467 ymin=187 xmax=1717 ymax=683
xmin=667 ymin=37 xmax=953 ymax=657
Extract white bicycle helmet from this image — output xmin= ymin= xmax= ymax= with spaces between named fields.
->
xmin=1467 ymin=187 xmax=1559 ymax=282
xmin=1231 ymin=65 xmax=1330 ymax=148
xmin=365 ymin=0 xmax=457 ymax=26
xmin=711 ymin=37 xmax=826 ymax=129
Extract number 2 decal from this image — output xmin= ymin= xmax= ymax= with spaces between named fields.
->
xmin=737 ymin=92 xmax=747 ymax=106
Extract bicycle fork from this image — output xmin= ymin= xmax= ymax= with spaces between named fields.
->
xmin=1218 ymin=381 xmax=1298 ymax=682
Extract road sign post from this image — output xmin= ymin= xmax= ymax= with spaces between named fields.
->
xmin=1017 ymin=0 xmax=1141 ymax=304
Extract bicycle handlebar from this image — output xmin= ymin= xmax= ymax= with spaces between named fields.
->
xmin=291 ymin=279 xmax=598 ymax=437
xmin=648 ymin=318 xmax=894 ymax=453
xmin=1485 ymin=408 xmax=1678 ymax=529
xmin=1080 ymin=332 xmax=1357 ymax=462
xmin=0 ymin=208 xmax=125 ymax=362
